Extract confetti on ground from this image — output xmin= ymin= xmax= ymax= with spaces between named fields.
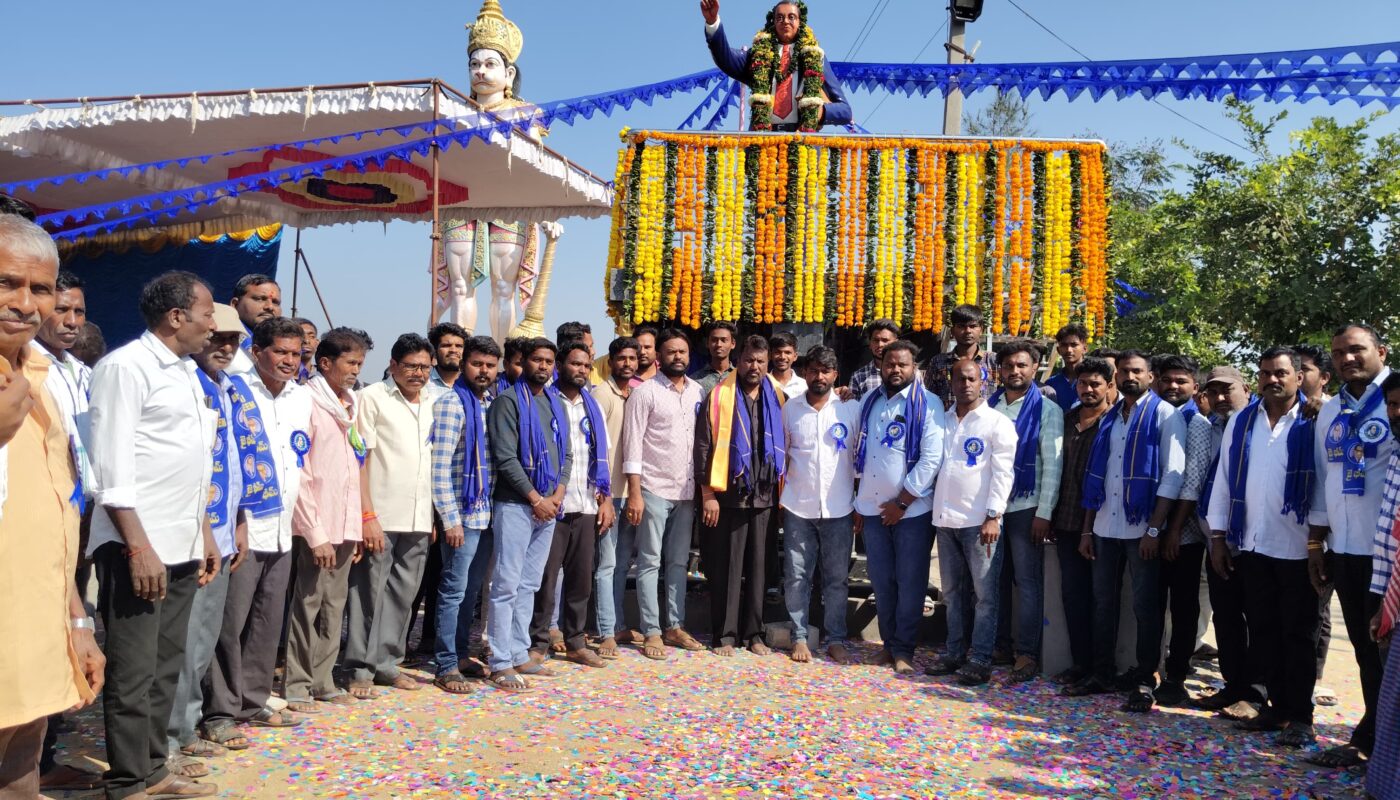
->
xmin=49 ymin=641 xmax=1371 ymax=799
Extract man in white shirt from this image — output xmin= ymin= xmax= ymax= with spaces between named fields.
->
xmin=988 ymin=340 xmax=1064 ymax=683
xmin=1207 ymin=347 xmax=1321 ymax=749
xmin=345 ymin=334 xmax=442 ymax=696
xmin=591 ymin=337 xmax=640 ymax=658
xmin=34 ymin=270 xmax=93 ymax=515
xmin=202 ymin=317 xmax=312 ymax=743
xmin=1065 ymin=349 xmax=1186 ymax=714
xmin=925 ymin=359 xmax=1018 ymax=686
xmin=768 ymin=332 xmax=807 ymax=399
xmin=89 ymin=270 xmax=220 ymax=799
xmin=852 ymin=340 xmax=945 ymax=675
xmin=529 ymin=342 xmax=613 ymax=668
xmin=781 ymin=346 xmax=859 ymax=665
xmin=227 ymin=274 xmax=280 ymax=376
xmin=1305 ymin=324 xmax=1394 ymax=768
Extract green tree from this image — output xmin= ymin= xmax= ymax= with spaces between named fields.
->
xmin=964 ymin=91 xmax=1036 ymax=137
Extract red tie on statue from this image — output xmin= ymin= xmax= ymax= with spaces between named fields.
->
xmin=1379 ymin=511 xmax=1400 ymax=638
xmin=773 ymin=45 xmax=793 ymax=121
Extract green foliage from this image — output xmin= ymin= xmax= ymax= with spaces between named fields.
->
xmin=964 ymin=91 xmax=1037 ymax=138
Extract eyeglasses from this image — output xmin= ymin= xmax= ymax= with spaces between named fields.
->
xmin=398 ymin=364 xmax=432 ymax=374
xmin=774 ymin=13 xmax=800 ymax=22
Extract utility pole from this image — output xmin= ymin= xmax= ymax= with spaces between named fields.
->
xmin=943 ymin=11 xmax=966 ymax=135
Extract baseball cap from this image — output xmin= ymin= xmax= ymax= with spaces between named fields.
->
xmin=1203 ymin=365 xmax=1247 ymax=390
xmin=211 ymin=303 xmax=245 ymax=335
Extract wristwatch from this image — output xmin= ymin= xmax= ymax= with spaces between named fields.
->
xmin=986 ymin=510 xmax=1001 ymax=520
xmin=1145 ymin=526 xmax=1161 ymax=539
xmin=895 ymin=500 xmax=909 ymax=511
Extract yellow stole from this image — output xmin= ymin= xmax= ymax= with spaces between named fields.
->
xmin=705 ymin=370 xmax=786 ymax=492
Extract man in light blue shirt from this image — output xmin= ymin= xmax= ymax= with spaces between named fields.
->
xmin=1065 ymin=350 xmax=1186 ymax=713
xmin=852 ymin=341 xmax=944 ymax=675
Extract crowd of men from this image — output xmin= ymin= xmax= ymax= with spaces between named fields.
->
xmin=3 ymin=204 xmax=1400 ymax=799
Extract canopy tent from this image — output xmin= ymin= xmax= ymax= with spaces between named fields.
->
xmin=0 ymin=80 xmax=614 ymax=245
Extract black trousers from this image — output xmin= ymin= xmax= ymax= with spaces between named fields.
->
xmin=95 ymin=543 xmax=199 ymax=800
xmin=1240 ymin=552 xmax=1320 ymax=724
xmin=705 ymin=506 xmax=772 ymax=647
xmin=1157 ymin=542 xmax=1206 ymax=682
xmin=1054 ymin=529 xmax=1094 ymax=673
xmin=1205 ymin=553 xmax=1262 ymax=697
xmin=1090 ymin=536 xmax=1161 ymax=684
xmin=204 ymin=549 xmax=292 ymax=724
xmin=531 ymin=512 xmax=597 ymax=652
xmin=1331 ymin=552 xmax=1382 ymax=752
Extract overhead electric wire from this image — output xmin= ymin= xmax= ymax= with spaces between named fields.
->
xmin=862 ymin=18 xmax=949 ymax=128
xmin=844 ymin=0 xmax=895 ymax=61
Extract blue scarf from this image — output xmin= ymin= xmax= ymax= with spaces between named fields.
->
xmin=1217 ymin=393 xmax=1316 ymax=546
xmin=1180 ymin=398 xmax=1200 ymax=426
xmin=854 ymin=383 xmax=928 ymax=474
xmin=228 ymin=375 xmax=285 ymax=519
xmin=989 ymin=383 xmax=1044 ymax=500
xmin=451 ymin=379 xmax=492 ymax=514
xmin=495 ymin=375 xmax=512 ymax=398
xmin=1082 ymin=392 xmax=1164 ymax=525
xmin=196 ymin=369 xmax=234 ymax=528
xmin=1326 ymin=382 xmax=1386 ymax=496
xmin=514 ymin=379 xmax=567 ymax=498
xmin=1197 ymin=416 xmax=1223 ymax=520
xmin=731 ymin=378 xmax=787 ymax=494
xmin=556 ymin=381 xmax=612 ymax=497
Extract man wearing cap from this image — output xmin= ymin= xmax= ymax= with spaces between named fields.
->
xmin=165 ymin=304 xmax=248 ymax=776
xmin=1191 ymin=365 xmax=1264 ymax=718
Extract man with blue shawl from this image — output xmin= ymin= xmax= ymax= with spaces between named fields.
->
xmin=484 ymin=338 xmax=571 ymax=692
xmin=1064 ymin=350 xmax=1186 ymax=713
xmin=695 ymin=336 xmax=787 ymax=657
xmin=1204 ymin=348 xmax=1319 ymax=748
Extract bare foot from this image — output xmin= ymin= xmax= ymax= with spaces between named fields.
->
xmin=826 ymin=643 xmax=853 ymax=664
xmin=712 ymin=644 xmax=736 ymax=657
xmin=749 ymin=640 xmax=772 ymax=656
xmin=893 ymin=656 xmax=916 ymax=675
xmin=642 ymin=635 xmax=669 ymax=660
xmin=791 ymin=642 xmax=812 ymax=663
xmin=867 ymin=649 xmax=894 ymax=667
xmin=597 ymin=637 xmax=620 ymax=659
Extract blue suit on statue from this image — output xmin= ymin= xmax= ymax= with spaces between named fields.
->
xmin=705 ymin=20 xmax=853 ymax=130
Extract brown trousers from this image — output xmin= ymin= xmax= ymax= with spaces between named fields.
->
xmin=0 ymin=717 xmax=45 ymax=800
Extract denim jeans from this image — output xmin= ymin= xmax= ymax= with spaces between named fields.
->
xmin=166 ymin=555 xmax=231 ymax=752
xmin=1091 ymin=535 xmax=1161 ymax=684
xmin=783 ymin=511 xmax=853 ymax=644
xmin=486 ymin=502 xmax=556 ymax=673
xmin=994 ymin=508 xmax=1044 ymax=659
xmin=863 ymin=512 xmax=934 ymax=660
xmin=594 ymin=498 xmax=638 ymax=639
xmin=635 ymin=490 xmax=695 ymax=637
xmin=434 ymin=526 xmax=493 ymax=677
xmin=937 ymin=524 xmax=1005 ymax=666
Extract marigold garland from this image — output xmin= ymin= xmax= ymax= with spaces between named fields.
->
xmin=613 ymin=130 xmax=1109 ymax=338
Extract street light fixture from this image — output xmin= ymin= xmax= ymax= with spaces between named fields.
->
xmin=950 ymin=0 xmax=984 ymax=23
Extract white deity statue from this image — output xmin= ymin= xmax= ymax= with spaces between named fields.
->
xmin=440 ymin=0 xmax=563 ymax=342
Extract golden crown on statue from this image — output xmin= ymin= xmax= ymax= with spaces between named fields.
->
xmin=466 ymin=0 xmax=524 ymax=64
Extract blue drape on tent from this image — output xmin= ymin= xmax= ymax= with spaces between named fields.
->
xmin=62 ymin=228 xmax=282 ymax=349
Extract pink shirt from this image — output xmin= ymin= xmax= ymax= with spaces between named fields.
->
xmin=622 ymin=373 xmax=704 ymax=502
xmin=293 ymin=390 xmax=363 ymax=548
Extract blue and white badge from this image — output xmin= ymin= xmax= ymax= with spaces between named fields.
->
xmin=1360 ymin=418 xmax=1388 ymax=445
xmin=550 ymin=417 xmax=560 ymax=435
xmin=242 ymin=453 xmax=258 ymax=480
xmin=1327 ymin=420 xmax=1347 ymax=447
xmin=964 ymin=437 xmax=985 ymax=467
xmin=581 ymin=416 xmax=593 ymax=435
xmin=881 ymin=421 xmax=905 ymax=448
xmin=695 ymin=401 xmax=703 ymax=415
xmin=290 ymin=430 xmax=311 ymax=468
xmin=830 ymin=422 xmax=849 ymax=451
xmin=1347 ymin=442 xmax=1367 ymax=466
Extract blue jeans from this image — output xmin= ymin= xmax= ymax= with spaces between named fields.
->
xmin=783 ymin=511 xmax=853 ymax=644
xmin=434 ymin=526 xmax=493 ymax=677
xmin=994 ymin=508 xmax=1045 ymax=659
xmin=487 ymin=502 xmax=556 ymax=673
xmin=595 ymin=498 xmax=639 ymax=639
xmin=167 ymin=555 xmax=231 ymax=751
xmin=937 ymin=524 xmax=1005 ymax=667
xmin=635 ymin=490 xmax=695 ymax=637
xmin=862 ymin=512 xmax=934 ymax=659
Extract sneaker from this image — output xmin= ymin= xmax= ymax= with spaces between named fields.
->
xmin=924 ymin=655 xmax=964 ymax=677
xmin=1154 ymin=680 xmax=1189 ymax=707
xmin=955 ymin=662 xmax=992 ymax=686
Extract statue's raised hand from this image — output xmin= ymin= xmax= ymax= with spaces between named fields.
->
xmin=701 ymin=0 xmax=719 ymax=26
xmin=541 ymin=221 xmax=564 ymax=240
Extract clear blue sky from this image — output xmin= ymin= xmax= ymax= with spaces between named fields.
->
xmin=3 ymin=1 xmax=1397 ymax=373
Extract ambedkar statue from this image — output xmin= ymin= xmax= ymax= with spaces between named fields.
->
xmin=701 ymin=0 xmax=852 ymax=132
xmin=439 ymin=0 xmax=562 ymax=342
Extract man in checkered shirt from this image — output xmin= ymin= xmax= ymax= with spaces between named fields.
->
xmin=429 ymin=335 xmax=502 ymax=693
xmin=846 ymin=319 xmax=901 ymax=401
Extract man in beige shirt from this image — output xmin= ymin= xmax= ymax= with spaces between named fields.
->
xmin=344 ymin=334 xmax=443 ymax=696
xmin=0 ymin=215 xmax=103 ymax=799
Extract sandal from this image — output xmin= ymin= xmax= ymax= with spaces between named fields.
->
xmin=663 ymin=628 xmax=706 ymax=651
xmin=1304 ymin=744 xmax=1368 ymax=769
xmin=321 ymin=693 xmax=357 ymax=706
xmin=596 ymin=637 xmax=621 ymax=659
xmin=1237 ymin=711 xmax=1287 ymax=732
xmin=459 ymin=658 xmax=489 ymax=679
xmin=199 ymin=722 xmax=249 ymax=751
xmin=377 ymin=674 xmax=421 ymax=691
xmin=955 ymin=662 xmax=991 ymax=686
xmin=515 ymin=661 xmax=558 ymax=678
xmin=248 ymin=708 xmax=302 ymax=728
xmin=284 ymin=701 xmax=320 ymax=715
xmin=433 ymin=671 xmax=476 ymax=694
xmin=489 ymin=670 xmax=533 ymax=693
xmin=641 ymin=635 xmax=669 ymax=661
xmin=1061 ymin=676 xmax=1113 ymax=697
xmin=1121 ymin=686 xmax=1155 ymax=713
xmin=167 ymin=754 xmax=209 ymax=779
xmin=1275 ymin=724 xmax=1317 ymax=748
xmin=347 ymin=681 xmax=378 ymax=700
xmin=180 ymin=739 xmax=226 ymax=759
xmin=567 ymin=649 xmax=607 ymax=668
xmin=1008 ymin=656 xmax=1039 ymax=684
xmin=1314 ymin=686 xmax=1339 ymax=707
xmin=924 ymin=655 xmax=964 ymax=677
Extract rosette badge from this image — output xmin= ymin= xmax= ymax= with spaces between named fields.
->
xmin=829 ymin=422 xmax=849 ymax=451
xmin=1360 ymin=418 xmax=1388 ymax=445
xmin=963 ymin=437 xmax=985 ymax=467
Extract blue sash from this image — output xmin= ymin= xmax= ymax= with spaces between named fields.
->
xmin=1218 ymin=393 xmax=1316 ymax=546
xmin=195 ymin=369 xmax=232 ymax=528
xmin=1082 ymin=393 xmax=1164 ymax=525
xmin=228 ymin=375 xmax=284 ymax=519
xmin=452 ymin=380 xmax=492 ymax=513
xmin=514 ymin=380 xmax=567 ymax=498
xmin=989 ymin=383 xmax=1044 ymax=499
xmin=853 ymin=384 xmax=927 ymax=474
xmin=556 ymin=382 xmax=612 ymax=497
xmin=1326 ymin=384 xmax=1385 ymax=496
xmin=730 ymin=379 xmax=786 ymax=494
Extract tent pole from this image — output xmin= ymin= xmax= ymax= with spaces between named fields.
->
xmin=291 ymin=226 xmax=302 ymax=318
xmin=297 ymin=246 xmax=334 ymax=329
xmin=428 ymin=80 xmax=443 ymax=331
